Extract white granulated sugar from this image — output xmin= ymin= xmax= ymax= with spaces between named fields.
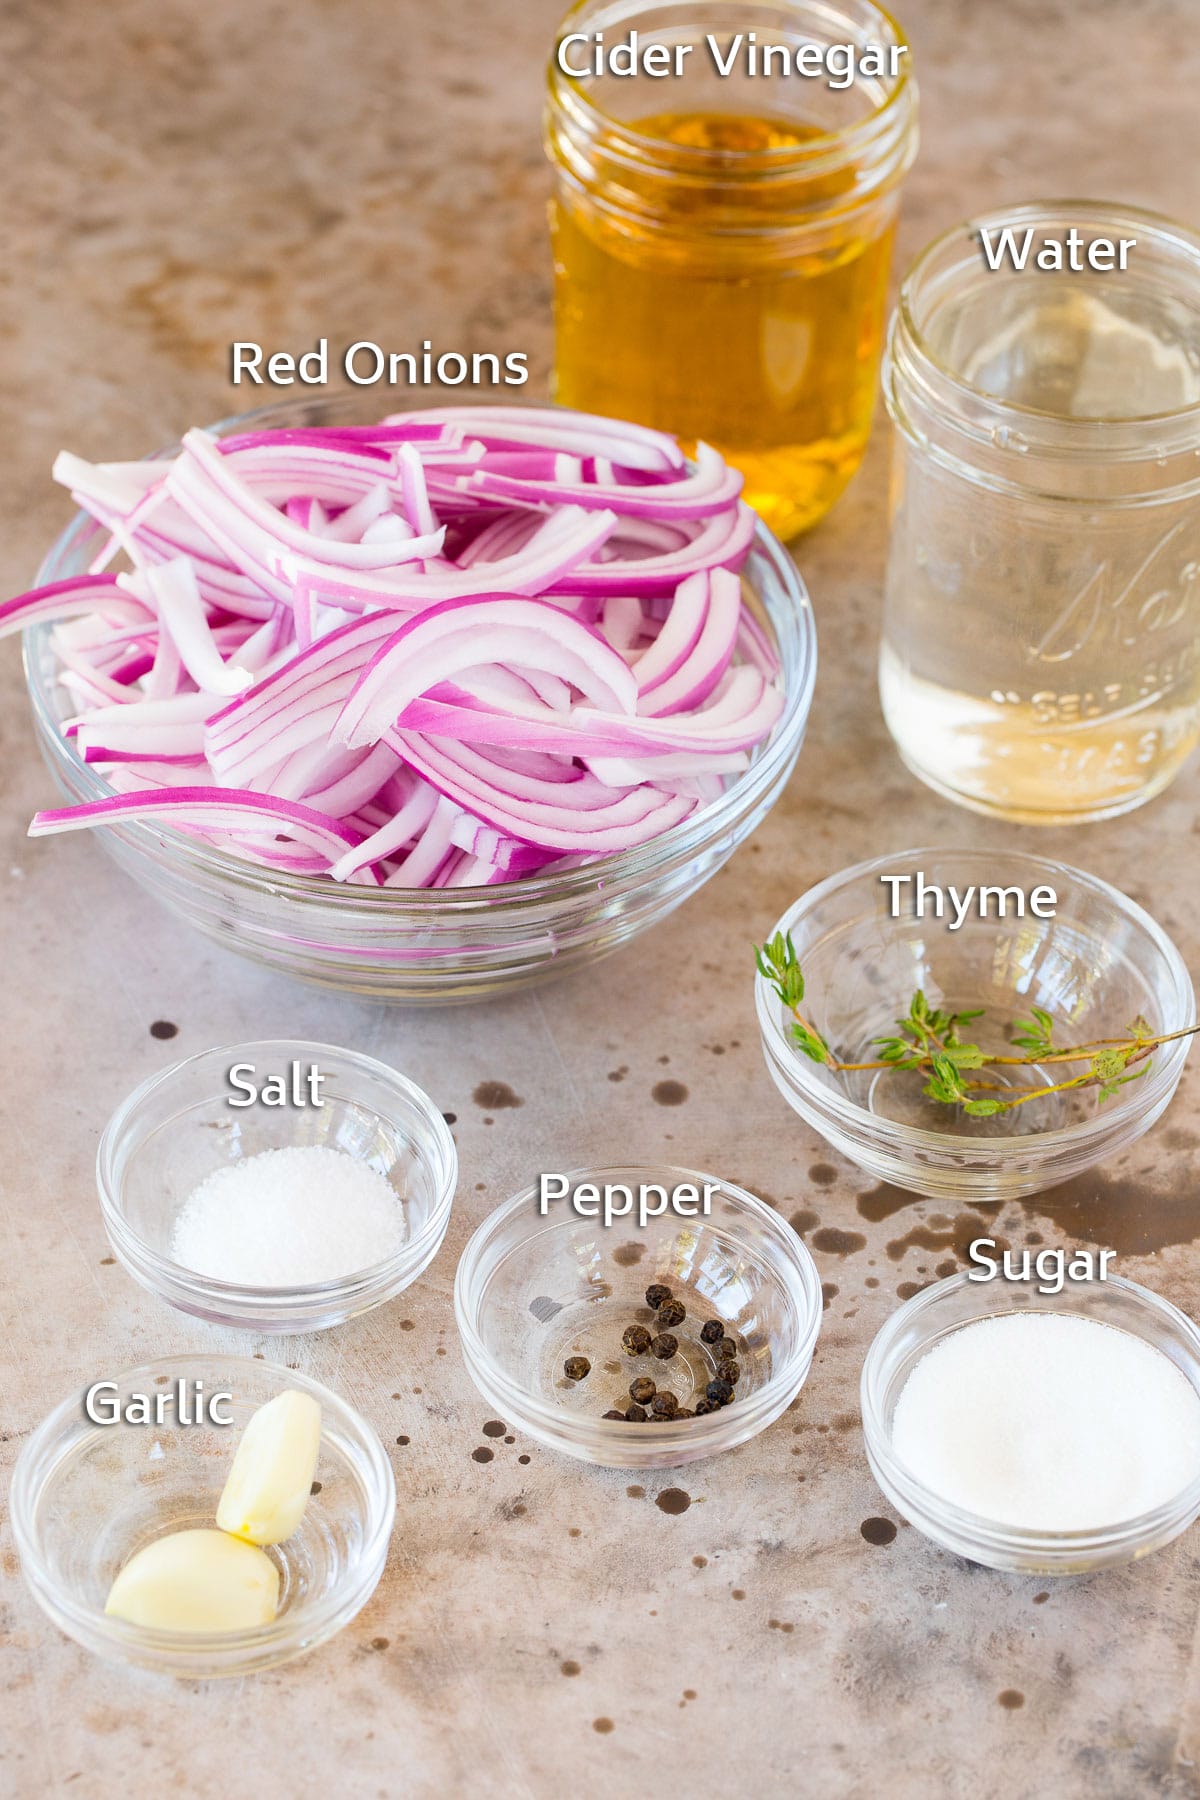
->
xmin=892 ymin=1312 xmax=1200 ymax=1532
xmin=171 ymin=1144 xmax=406 ymax=1287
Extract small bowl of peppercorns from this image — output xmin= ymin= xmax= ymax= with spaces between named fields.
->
xmin=453 ymin=1165 xmax=822 ymax=1467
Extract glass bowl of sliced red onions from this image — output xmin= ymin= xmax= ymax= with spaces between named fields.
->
xmin=13 ymin=396 xmax=816 ymax=1001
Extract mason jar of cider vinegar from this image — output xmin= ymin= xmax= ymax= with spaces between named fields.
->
xmin=544 ymin=0 xmax=917 ymax=539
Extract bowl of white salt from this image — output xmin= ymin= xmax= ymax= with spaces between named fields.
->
xmin=97 ymin=1039 xmax=457 ymax=1332
xmin=861 ymin=1269 xmax=1200 ymax=1574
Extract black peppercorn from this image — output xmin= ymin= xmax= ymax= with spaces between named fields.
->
xmin=645 ymin=1283 xmax=673 ymax=1310
xmin=602 ymin=1409 xmax=626 ymax=1420
xmin=716 ymin=1359 xmax=741 ymax=1386
xmin=629 ymin=1376 xmax=656 ymax=1405
xmin=650 ymin=1391 xmax=678 ymax=1418
xmin=650 ymin=1332 xmax=678 ymax=1360
xmin=693 ymin=1398 xmax=719 ymax=1415
xmin=564 ymin=1356 xmax=591 ymax=1381
xmin=622 ymin=1324 xmax=652 ymax=1357
xmin=705 ymin=1377 xmax=735 ymax=1406
xmin=700 ymin=1319 xmax=725 ymax=1345
xmin=715 ymin=1339 xmax=738 ymax=1362
xmin=656 ymin=1298 xmax=686 ymax=1330
xmin=625 ymin=1403 xmax=648 ymax=1422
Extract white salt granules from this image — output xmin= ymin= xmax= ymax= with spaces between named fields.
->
xmin=171 ymin=1144 xmax=406 ymax=1287
xmin=892 ymin=1313 xmax=1200 ymax=1532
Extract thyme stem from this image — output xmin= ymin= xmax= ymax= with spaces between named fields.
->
xmin=755 ymin=931 xmax=1197 ymax=1118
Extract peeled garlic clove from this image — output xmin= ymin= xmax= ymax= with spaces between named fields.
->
xmin=217 ymin=1388 xmax=322 ymax=1547
xmin=105 ymin=1528 xmax=279 ymax=1632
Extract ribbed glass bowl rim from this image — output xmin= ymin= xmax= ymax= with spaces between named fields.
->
xmin=893 ymin=199 xmax=1200 ymax=432
xmin=453 ymin=1164 xmax=823 ymax=1445
xmin=860 ymin=1270 xmax=1200 ymax=1558
xmin=21 ymin=395 xmax=817 ymax=917
xmin=9 ymin=1354 xmax=396 ymax=1659
xmin=754 ymin=845 xmax=1195 ymax=1155
xmin=95 ymin=1039 xmax=458 ymax=1310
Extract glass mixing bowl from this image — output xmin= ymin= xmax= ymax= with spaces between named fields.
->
xmin=22 ymin=396 xmax=816 ymax=1002
xmin=861 ymin=1270 xmax=1200 ymax=1574
xmin=10 ymin=1355 xmax=395 ymax=1677
xmin=454 ymin=1165 xmax=823 ymax=1468
xmin=96 ymin=1039 xmax=457 ymax=1333
xmin=755 ymin=847 xmax=1194 ymax=1200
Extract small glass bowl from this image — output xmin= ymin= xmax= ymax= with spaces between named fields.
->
xmin=23 ymin=395 xmax=816 ymax=1004
xmin=10 ymin=1355 xmax=395 ymax=1677
xmin=97 ymin=1039 xmax=457 ymax=1332
xmin=454 ymin=1166 xmax=822 ymax=1469
xmin=755 ymin=847 xmax=1194 ymax=1200
xmin=861 ymin=1270 xmax=1200 ymax=1574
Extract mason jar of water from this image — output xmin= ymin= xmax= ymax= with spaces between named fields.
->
xmin=880 ymin=202 xmax=1200 ymax=823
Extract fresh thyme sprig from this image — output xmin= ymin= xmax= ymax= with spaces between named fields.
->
xmin=754 ymin=932 xmax=1196 ymax=1117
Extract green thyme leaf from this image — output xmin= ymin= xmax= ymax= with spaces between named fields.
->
xmin=753 ymin=936 xmax=1195 ymax=1119
xmin=791 ymin=1022 xmax=830 ymax=1064
xmin=1012 ymin=1005 xmax=1056 ymax=1056
xmin=1098 ymin=1061 xmax=1152 ymax=1103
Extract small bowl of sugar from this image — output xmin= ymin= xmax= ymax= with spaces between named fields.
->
xmin=97 ymin=1039 xmax=457 ymax=1331
xmin=861 ymin=1269 xmax=1200 ymax=1574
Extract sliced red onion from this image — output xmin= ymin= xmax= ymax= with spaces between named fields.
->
xmin=29 ymin=787 xmax=364 ymax=862
xmin=551 ymin=502 xmax=757 ymax=595
xmin=467 ymin=441 xmax=741 ymax=521
xmin=639 ymin=569 xmax=741 ymax=716
xmin=12 ymin=409 xmax=788 ymax=890
xmin=297 ymin=502 xmax=618 ymax=606
xmin=381 ymin=406 xmax=685 ymax=474
xmin=390 ymin=731 xmax=696 ymax=853
xmin=336 ymin=595 xmax=638 ymax=749
xmin=135 ymin=560 xmax=255 ymax=698
xmin=0 ymin=573 xmax=152 ymax=638
xmin=633 ymin=571 xmax=710 ymax=693
xmin=328 ymin=776 xmax=440 ymax=881
xmin=378 ymin=793 xmax=460 ymax=888
xmin=167 ymin=431 xmax=446 ymax=579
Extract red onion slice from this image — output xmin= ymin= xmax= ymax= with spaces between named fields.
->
xmin=12 ymin=409 xmax=790 ymax=889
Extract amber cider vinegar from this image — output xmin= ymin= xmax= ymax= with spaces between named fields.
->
xmin=551 ymin=109 xmax=895 ymax=539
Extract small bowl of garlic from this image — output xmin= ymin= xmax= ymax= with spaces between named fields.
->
xmin=10 ymin=1355 xmax=395 ymax=1677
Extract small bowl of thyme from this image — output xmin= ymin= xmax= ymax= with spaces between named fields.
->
xmin=754 ymin=848 xmax=1195 ymax=1201
xmin=453 ymin=1167 xmax=822 ymax=1468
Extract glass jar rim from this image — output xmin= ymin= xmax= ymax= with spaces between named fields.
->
xmin=547 ymin=0 xmax=915 ymax=181
xmin=895 ymin=198 xmax=1200 ymax=433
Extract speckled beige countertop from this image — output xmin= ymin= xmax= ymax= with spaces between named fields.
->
xmin=3 ymin=2 xmax=1200 ymax=1794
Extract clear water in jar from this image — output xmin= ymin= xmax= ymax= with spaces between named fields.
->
xmin=882 ymin=282 xmax=1200 ymax=822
